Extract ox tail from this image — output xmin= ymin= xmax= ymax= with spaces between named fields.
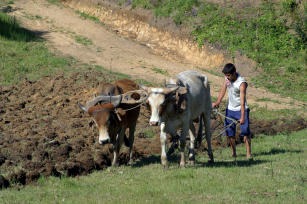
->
xmin=124 ymin=134 xmax=130 ymax=147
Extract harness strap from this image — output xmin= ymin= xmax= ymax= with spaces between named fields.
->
xmin=114 ymin=109 xmax=122 ymax=122
xmin=121 ymin=103 xmax=143 ymax=112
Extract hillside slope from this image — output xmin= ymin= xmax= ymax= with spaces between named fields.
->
xmin=8 ymin=0 xmax=305 ymax=110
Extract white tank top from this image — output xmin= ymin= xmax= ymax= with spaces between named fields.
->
xmin=226 ymin=74 xmax=248 ymax=111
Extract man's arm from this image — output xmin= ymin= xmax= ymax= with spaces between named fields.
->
xmin=212 ymin=81 xmax=227 ymax=108
xmin=239 ymin=82 xmax=247 ymax=124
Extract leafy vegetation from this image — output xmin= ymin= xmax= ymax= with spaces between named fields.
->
xmin=1 ymin=129 xmax=306 ymax=203
xmin=129 ymin=0 xmax=306 ymax=102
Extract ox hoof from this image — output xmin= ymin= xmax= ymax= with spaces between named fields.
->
xmin=111 ymin=162 xmax=119 ymax=167
xmin=188 ymin=160 xmax=195 ymax=166
xmin=128 ymin=160 xmax=134 ymax=166
xmin=161 ymin=155 xmax=168 ymax=167
xmin=208 ymin=159 xmax=214 ymax=164
xmin=195 ymin=141 xmax=202 ymax=149
xmin=163 ymin=164 xmax=169 ymax=170
xmin=161 ymin=161 xmax=168 ymax=167
xmin=161 ymin=160 xmax=169 ymax=169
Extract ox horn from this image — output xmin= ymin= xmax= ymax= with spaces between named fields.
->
xmin=78 ymin=102 xmax=88 ymax=112
xmin=163 ymin=86 xmax=179 ymax=95
xmin=79 ymin=95 xmax=123 ymax=112
xmin=166 ymin=78 xmax=178 ymax=87
xmin=139 ymin=85 xmax=149 ymax=92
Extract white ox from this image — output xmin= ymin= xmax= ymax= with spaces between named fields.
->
xmin=142 ymin=70 xmax=214 ymax=167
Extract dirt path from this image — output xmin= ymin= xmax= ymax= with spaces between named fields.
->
xmin=10 ymin=0 xmax=305 ymax=110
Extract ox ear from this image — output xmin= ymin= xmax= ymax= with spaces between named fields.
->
xmin=177 ymin=87 xmax=187 ymax=95
xmin=175 ymin=87 xmax=188 ymax=112
xmin=178 ymin=95 xmax=187 ymax=111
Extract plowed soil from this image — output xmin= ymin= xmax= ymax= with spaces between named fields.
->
xmin=0 ymin=0 xmax=306 ymax=188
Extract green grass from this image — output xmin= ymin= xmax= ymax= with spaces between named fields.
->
xmin=0 ymin=38 xmax=73 ymax=85
xmin=46 ymin=0 xmax=62 ymax=6
xmin=0 ymin=12 xmax=36 ymax=42
xmin=0 ymin=0 xmax=14 ymax=7
xmin=250 ymin=105 xmax=305 ymax=121
xmin=1 ymin=129 xmax=306 ymax=203
xmin=76 ymin=10 xmax=101 ymax=23
xmin=151 ymin=67 xmax=169 ymax=76
xmin=140 ymin=128 xmax=156 ymax=139
xmin=130 ymin=0 xmax=307 ymax=102
xmin=0 ymin=11 xmax=76 ymax=84
xmin=74 ymin=34 xmax=93 ymax=46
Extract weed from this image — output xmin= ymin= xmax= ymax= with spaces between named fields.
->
xmin=76 ymin=11 xmax=100 ymax=23
xmin=74 ymin=35 xmax=93 ymax=46
xmin=151 ymin=67 xmax=169 ymax=76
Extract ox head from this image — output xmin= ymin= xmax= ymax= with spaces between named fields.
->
xmin=141 ymin=85 xmax=187 ymax=126
xmin=78 ymin=90 xmax=148 ymax=144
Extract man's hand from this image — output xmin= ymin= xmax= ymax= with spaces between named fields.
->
xmin=239 ymin=117 xmax=245 ymax=125
xmin=212 ymin=102 xmax=219 ymax=109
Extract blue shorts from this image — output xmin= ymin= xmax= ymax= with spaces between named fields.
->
xmin=225 ymin=108 xmax=250 ymax=137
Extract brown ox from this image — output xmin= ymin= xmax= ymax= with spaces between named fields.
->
xmin=78 ymin=79 xmax=147 ymax=166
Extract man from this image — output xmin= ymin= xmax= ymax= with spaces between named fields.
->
xmin=212 ymin=63 xmax=252 ymax=159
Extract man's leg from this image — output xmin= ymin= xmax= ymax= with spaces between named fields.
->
xmin=244 ymin=135 xmax=252 ymax=159
xmin=241 ymin=109 xmax=252 ymax=159
xmin=228 ymin=136 xmax=237 ymax=157
xmin=225 ymin=109 xmax=237 ymax=158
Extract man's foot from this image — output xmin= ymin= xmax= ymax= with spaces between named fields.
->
xmin=247 ymin=155 xmax=253 ymax=161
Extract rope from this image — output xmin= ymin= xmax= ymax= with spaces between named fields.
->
xmin=213 ymin=121 xmax=237 ymax=139
xmin=210 ymin=108 xmax=239 ymax=139
xmin=120 ymin=102 xmax=144 ymax=112
xmin=212 ymin=108 xmax=238 ymax=124
xmin=104 ymin=89 xmax=148 ymax=112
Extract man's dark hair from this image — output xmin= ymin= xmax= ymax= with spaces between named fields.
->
xmin=222 ymin=63 xmax=236 ymax=74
